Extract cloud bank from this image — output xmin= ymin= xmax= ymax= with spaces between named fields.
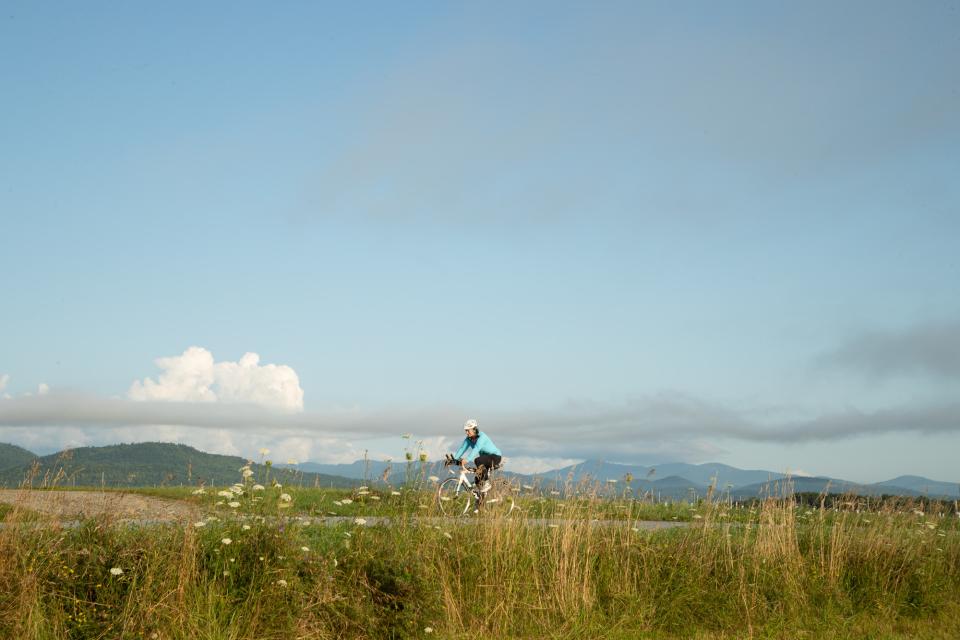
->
xmin=2 ymin=392 xmax=959 ymax=461
xmin=820 ymin=320 xmax=960 ymax=379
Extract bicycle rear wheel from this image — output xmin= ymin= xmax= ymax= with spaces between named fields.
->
xmin=437 ymin=477 xmax=473 ymax=516
xmin=479 ymin=477 xmax=517 ymax=516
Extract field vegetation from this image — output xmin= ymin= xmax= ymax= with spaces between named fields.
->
xmin=1 ymin=464 xmax=959 ymax=639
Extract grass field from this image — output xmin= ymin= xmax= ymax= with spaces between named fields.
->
xmin=2 ymin=469 xmax=959 ymax=639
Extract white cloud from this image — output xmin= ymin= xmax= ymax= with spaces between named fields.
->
xmin=128 ymin=347 xmax=303 ymax=412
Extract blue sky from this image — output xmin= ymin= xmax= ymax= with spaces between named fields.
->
xmin=1 ymin=1 xmax=959 ymax=482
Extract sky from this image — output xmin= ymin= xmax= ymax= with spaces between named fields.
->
xmin=1 ymin=1 xmax=959 ymax=482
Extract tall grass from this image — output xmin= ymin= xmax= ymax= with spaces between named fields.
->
xmin=1 ymin=478 xmax=958 ymax=639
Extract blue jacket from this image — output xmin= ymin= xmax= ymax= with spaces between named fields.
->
xmin=454 ymin=430 xmax=501 ymax=460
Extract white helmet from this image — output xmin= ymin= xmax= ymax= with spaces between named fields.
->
xmin=463 ymin=419 xmax=479 ymax=432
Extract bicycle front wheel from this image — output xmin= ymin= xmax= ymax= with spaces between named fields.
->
xmin=437 ymin=477 xmax=473 ymax=517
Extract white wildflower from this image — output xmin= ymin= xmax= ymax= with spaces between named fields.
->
xmin=333 ymin=500 xmax=343 ymax=506
xmin=109 ymin=567 xmax=123 ymax=576
xmin=276 ymin=579 xmax=288 ymax=587
xmin=221 ymin=538 xmax=232 ymax=545
xmin=443 ymin=532 xmax=453 ymax=540
xmin=301 ymin=546 xmax=310 ymax=552
xmin=259 ymin=448 xmax=270 ymax=456
xmin=217 ymin=490 xmax=233 ymax=498
xmin=280 ymin=493 xmax=292 ymax=503
xmin=391 ymin=491 xmax=401 ymax=496
xmin=191 ymin=488 xmax=206 ymax=495
xmin=424 ymin=628 xmax=433 ymax=634
xmin=193 ymin=521 xmax=206 ymax=528
xmin=252 ymin=484 xmax=265 ymax=491
xmin=242 ymin=524 xmax=251 ymax=530
xmin=428 ymin=476 xmax=439 ymax=483
xmin=354 ymin=518 xmax=367 ymax=525
xmin=242 ymin=469 xmax=254 ymax=478
xmin=228 ymin=501 xmax=240 ymax=508
xmin=340 ymin=498 xmax=352 ymax=505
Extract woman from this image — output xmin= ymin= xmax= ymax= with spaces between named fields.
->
xmin=451 ymin=419 xmax=502 ymax=492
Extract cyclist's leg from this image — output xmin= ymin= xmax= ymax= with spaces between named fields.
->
xmin=473 ymin=454 xmax=501 ymax=490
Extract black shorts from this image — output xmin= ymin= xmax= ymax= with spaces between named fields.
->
xmin=474 ymin=454 xmax=502 ymax=470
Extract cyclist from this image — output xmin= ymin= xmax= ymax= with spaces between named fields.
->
xmin=450 ymin=419 xmax=501 ymax=493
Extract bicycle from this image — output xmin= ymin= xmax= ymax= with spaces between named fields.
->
xmin=437 ymin=454 xmax=516 ymax=517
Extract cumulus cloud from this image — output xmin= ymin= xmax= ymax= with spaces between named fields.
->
xmin=128 ymin=347 xmax=304 ymax=412
xmin=819 ymin=320 xmax=960 ymax=379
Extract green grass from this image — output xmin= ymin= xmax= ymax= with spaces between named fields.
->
xmin=2 ymin=476 xmax=959 ymax=639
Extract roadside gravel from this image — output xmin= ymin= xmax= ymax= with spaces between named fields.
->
xmin=0 ymin=489 xmax=199 ymax=522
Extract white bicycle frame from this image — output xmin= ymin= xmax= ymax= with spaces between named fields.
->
xmin=449 ymin=465 xmax=478 ymax=494
xmin=445 ymin=465 xmax=512 ymax=512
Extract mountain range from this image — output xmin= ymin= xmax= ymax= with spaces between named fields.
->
xmin=0 ymin=442 xmax=355 ymax=488
xmin=289 ymin=457 xmax=960 ymax=500
xmin=0 ymin=442 xmax=956 ymax=499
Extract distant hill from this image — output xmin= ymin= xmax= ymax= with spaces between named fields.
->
xmin=728 ymin=476 xmax=959 ymax=500
xmin=874 ymin=476 xmax=959 ymax=499
xmin=535 ymin=460 xmax=786 ymax=489
xmin=530 ymin=460 xmax=959 ymax=500
xmin=0 ymin=442 xmax=357 ymax=489
xmin=0 ymin=443 xmax=38 ymax=471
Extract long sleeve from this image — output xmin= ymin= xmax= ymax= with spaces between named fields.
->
xmin=454 ymin=437 xmax=470 ymax=460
